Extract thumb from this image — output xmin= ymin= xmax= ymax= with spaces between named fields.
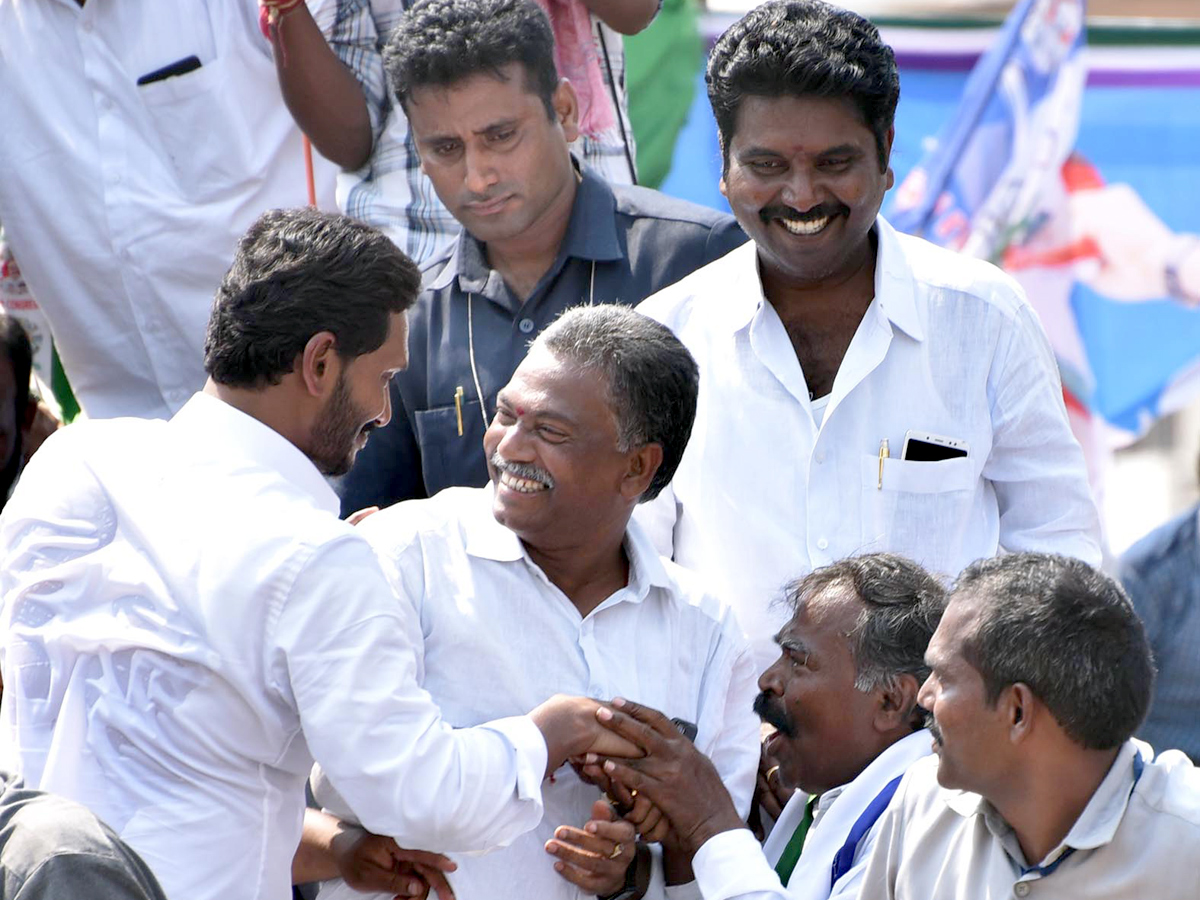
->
xmin=590 ymin=797 xmax=616 ymax=823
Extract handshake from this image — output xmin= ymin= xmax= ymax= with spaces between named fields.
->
xmin=324 ymin=696 xmax=746 ymax=900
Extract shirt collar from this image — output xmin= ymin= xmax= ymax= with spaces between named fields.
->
xmin=944 ymin=740 xmax=1144 ymax=862
xmin=426 ymin=160 xmax=624 ymax=295
xmin=461 ymin=484 xmax=672 ymax=603
xmin=169 ymin=392 xmax=341 ymax=516
xmin=732 ymin=215 xmax=926 ymax=342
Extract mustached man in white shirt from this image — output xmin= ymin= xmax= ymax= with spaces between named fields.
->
xmin=0 ymin=208 xmax=641 ymax=900
xmin=312 ymin=305 xmax=761 ymax=900
xmin=573 ymin=553 xmax=945 ymax=900
xmin=634 ymin=0 xmax=1101 ymax=676
xmin=859 ymin=553 xmax=1200 ymax=900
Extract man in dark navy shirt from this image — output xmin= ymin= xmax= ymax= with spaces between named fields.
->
xmin=337 ymin=0 xmax=745 ymax=514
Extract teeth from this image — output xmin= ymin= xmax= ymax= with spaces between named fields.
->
xmin=500 ymin=471 xmax=548 ymax=493
xmin=779 ymin=215 xmax=830 ymax=235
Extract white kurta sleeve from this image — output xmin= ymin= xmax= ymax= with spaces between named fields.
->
xmin=984 ymin=300 xmax=1102 ymax=566
xmin=268 ymin=536 xmax=548 ymax=852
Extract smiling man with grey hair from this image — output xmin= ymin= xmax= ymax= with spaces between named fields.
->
xmin=312 ymin=304 xmax=760 ymax=900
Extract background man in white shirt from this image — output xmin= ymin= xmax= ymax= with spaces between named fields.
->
xmin=0 ymin=208 xmax=637 ymax=900
xmin=0 ymin=0 xmax=342 ymax=420
xmin=635 ymin=0 xmax=1101 ymax=675
xmin=858 ymin=552 xmax=1200 ymax=899
xmin=313 ymin=305 xmax=760 ymax=900
xmin=577 ymin=553 xmax=945 ymax=900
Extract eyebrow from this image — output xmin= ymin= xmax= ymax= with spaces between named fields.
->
xmin=476 ymin=118 xmax=520 ymax=137
xmin=738 ymin=143 xmax=864 ymax=159
xmin=495 ymin=392 xmax=579 ymax=427
xmin=776 ymin=634 xmax=811 ymax=657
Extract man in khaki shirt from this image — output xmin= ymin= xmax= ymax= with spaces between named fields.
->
xmin=859 ymin=553 xmax=1200 ymax=899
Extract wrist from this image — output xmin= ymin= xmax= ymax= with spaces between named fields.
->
xmin=681 ymin=812 xmax=748 ymax=858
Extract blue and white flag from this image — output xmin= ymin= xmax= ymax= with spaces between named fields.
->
xmin=889 ymin=0 xmax=1200 ymax=439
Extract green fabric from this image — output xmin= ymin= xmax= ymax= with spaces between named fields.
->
xmin=623 ymin=0 xmax=702 ymax=188
xmin=49 ymin=342 xmax=80 ymax=423
xmin=774 ymin=794 xmax=818 ymax=887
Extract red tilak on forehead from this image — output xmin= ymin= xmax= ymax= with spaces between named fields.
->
xmin=516 ymin=406 xmax=526 ymax=416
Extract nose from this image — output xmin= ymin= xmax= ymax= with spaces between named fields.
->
xmin=463 ymin=145 xmax=499 ymax=196
xmin=917 ymin=673 xmax=935 ymax=711
xmin=781 ymin=165 xmax=819 ymax=212
xmin=758 ymin=655 xmax=787 ymax=695
xmin=376 ymin=382 xmax=394 ymax=429
xmin=491 ymin=416 xmax=535 ymax=463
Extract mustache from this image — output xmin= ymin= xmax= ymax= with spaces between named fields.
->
xmin=753 ymin=691 xmax=795 ymax=738
xmin=759 ymin=202 xmax=849 ymax=224
xmin=926 ymin=711 xmax=943 ymax=745
xmin=489 ymin=451 xmax=555 ymax=489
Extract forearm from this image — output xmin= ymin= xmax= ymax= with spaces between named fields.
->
xmin=580 ymin=0 xmax=658 ymax=35
xmin=293 ymin=809 xmax=359 ymax=884
xmin=269 ymin=4 xmax=373 ymax=169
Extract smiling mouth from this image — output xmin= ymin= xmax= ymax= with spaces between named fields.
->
xmin=499 ymin=471 xmax=550 ymax=493
xmin=778 ymin=214 xmax=831 ymax=236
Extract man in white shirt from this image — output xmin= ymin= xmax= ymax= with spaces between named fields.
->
xmin=858 ymin=552 xmax=1200 ymax=899
xmin=577 ymin=553 xmax=945 ymax=900
xmin=312 ymin=304 xmax=761 ymax=900
xmin=0 ymin=0 xmax=338 ymax=420
xmin=635 ymin=0 xmax=1101 ymax=672
xmin=0 ymin=208 xmax=637 ymax=900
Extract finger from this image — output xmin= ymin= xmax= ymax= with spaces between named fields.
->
xmin=393 ymin=848 xmax=458 ymax=873
xmin=412 ymin=862 xmax=456 ymax=900
xmin=545 ymin=836 xmax=632 ymax=874
xmin=385 ymin=868 xmax=426 ymax=899
xmin=607 ymin=776 xmax=637 ymax=813
xmin=347 ymin=506 xmax=380 ymax=525
xmin=550 ymin=857 xmax=614 ymax=893
xmin=640 ymin=811 xmax=670 ymax=844
xmin=622 ymin=792 xmax=653 ymax=827
xmin=603 ymin=758 xmax=651 ymax=798
xmin=583 ymin=817 xmax=636 ymax=844
xmin=589 ymin=798 xmax=616 ymax=824
xmin=608 ymin=697 xmax=684 ymax=740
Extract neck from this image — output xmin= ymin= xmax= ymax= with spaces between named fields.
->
xmin=995 ymin=745 xmax=1121 ymax=866
xmin=524 ymin=521 xmax=630 ymax=618
xmin=760 ymin=232 xmax=877 ymax=324
xmin=205 ymin=378 xmax=303 ymax=447
xmin=485 ymin=172 xmax=577 ymax=301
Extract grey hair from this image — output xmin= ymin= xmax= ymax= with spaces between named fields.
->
xmin=785 ymin=553 xmax=947 ymax=698
xmin=955 ymin=553 xmax=1154 ymax=751
xmin=534 ymin=305 xmax=699 ymax=502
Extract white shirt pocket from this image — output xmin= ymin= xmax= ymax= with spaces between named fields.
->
xmin=137 ymin=57 xmax=255 ymax=203
xmin=859 ymin=454 xmax=977 ymax=574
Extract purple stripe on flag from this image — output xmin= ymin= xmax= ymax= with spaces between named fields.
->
xmin=1086 ymin=69 xmax=1200 ymax=87
xmin=895 ymin=52 xmax=1200 ymax=87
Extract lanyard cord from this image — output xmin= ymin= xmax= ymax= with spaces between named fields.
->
xmin=466 ymin=260 xmax=596 ymax=430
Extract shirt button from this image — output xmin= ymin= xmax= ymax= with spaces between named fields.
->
xmin=816 ymin=538 xmax=829 ymax=551
xmin=814 ymin=451 xmax=825 ymax=464
xmin=518 ymin=318 xmax=535 ymax=334
xmin=82 ymin=20 xmax=94 ymax=32
xmin=1015 ymin=883 xmax=1031 ymax=897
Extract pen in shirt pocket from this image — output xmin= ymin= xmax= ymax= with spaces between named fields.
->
xmin=877 ymin=439 xmax=889 ymax=490
xmin=454 ymin=386 xmax=465 ymax=437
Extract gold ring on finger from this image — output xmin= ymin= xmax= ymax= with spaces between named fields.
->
xmin=765 ymin=765 xmax=780 ymax=781
xmin=629 ymin=789 xmax=638 ymax=799
xmin=609 ymin=842 xmax=623 ymax=860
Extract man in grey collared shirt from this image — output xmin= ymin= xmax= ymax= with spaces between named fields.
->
xmin=337 ymin=0 xmax=745 ymax=515
xmin=856 ymin=553 xmax=1200 ymax=900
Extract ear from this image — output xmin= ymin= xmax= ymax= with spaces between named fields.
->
xmin=553 ymin=79 xmax=581 ymax=145
xmin=19 ymin=393 xmax=38 ymax=434
xmin=299 ymin=331 xmax=341 ymax=399
xmin=1006 ymin=683 xmax=1036 ymax=745
xmin=874 ymin=672 xmax=921 ymax=733
xmin=620 ymin=442 xmax=664 ymax=502
xmin=719 ymin=173 xmax=728 ymax=199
